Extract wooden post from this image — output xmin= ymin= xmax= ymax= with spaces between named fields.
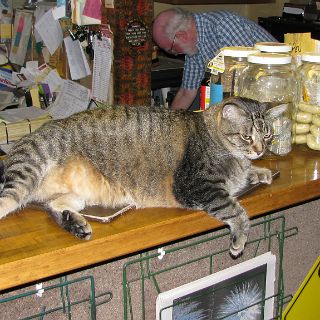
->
xmin=103 ymin=0 xmax=153 ymax=106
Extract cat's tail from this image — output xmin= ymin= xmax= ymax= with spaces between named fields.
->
xmin=0 ymin=160 xmax=5 ymax=192
xmin=0 ymin=153 xmax=47 ymax=219
xmin=0 ymin=159 xmax=24 ymax=219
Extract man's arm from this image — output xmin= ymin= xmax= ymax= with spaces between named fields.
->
xmin=171 ymin=87 xmax=198 ymax=110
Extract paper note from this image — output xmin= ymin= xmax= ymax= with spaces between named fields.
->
xmin=9 ymin=10 xmax=33 ymax=66
xmin=0 ymin=67 xmax=15 ymax=90
xmin=71 ymin=0 xmax=101 ymax=25
xmin=30 ymin=87 xmax=41 ymax=108
xmin=0 ymin=107 xmax=48 ymax=123
xmin=34 ymin=9 xmax=63 ymax=55
xmin=47 ymin=80 xmax=91 ymax=119
xmin=92 ymin=37 xmax=112 ymax=103
xmin=83 ymin=0 xmax=102 ymax=20
xmin=64 ymin=36 xmax=91 ymax=80
xmin=0 ymin=24 xmax=12 ymax=41
xmin=53 ymin=0 xmax=66 ymax=19
xmin=42 ymin=69 xmax=64 ymax=93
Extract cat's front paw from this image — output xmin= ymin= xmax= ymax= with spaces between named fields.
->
xmin=62 ymin=210 xmax=92 ymax=240
xmin=249 ymin=167 xmax=272 ymax=185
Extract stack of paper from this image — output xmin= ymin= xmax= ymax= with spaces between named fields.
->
xmin=0 ymin=107 xmax=52 ymax=145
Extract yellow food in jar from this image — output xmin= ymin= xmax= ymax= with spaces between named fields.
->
xmin=312 ymin=114 xmax=320 ymax=127
xmin=293 ymin=134 xmax=307 ymax=144
xmin=307 ymin=133 xmax=320 ymax=150
xmin=296 ymin=111 xmax=313 ymax=123
xmin=298 ymin=103 xmax=320 ymax=114
xmin=292 ymin=123 xmax=310 ymax=134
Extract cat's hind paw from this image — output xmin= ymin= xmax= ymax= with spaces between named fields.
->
xmin=229 ymin=234 xmax=247 ymax=259
xmin=62 ymin=210 xmax=92 ymax=240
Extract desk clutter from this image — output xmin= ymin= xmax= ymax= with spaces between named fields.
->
xmin=0 ymin=0 xmax=114 ymax=152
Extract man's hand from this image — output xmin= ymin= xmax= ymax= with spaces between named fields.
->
xmin=171 ymin=88 xmax=198 ymax=110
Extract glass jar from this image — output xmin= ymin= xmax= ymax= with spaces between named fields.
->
xmin=292 ymin=52 xmax=320 ymax=151
xmin=239 ymin=53 xmax=297 ymax=156
xmin=254 ymin=42 xmax=292 ymax=54
xmin=220 ymin=46 xmax=259 ymax=98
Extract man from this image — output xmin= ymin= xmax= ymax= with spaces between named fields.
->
xmin=152 ymin=8 xmax=277 ymax=110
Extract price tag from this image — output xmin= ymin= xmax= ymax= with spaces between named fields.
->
xmin=207 ymin=51 xmax=225 ymax=74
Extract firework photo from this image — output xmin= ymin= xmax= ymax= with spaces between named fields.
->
xmin=156 ymin=252 xmax=276 ymax=320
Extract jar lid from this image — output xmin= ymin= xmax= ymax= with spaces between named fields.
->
xmin=254 ymin=42 xmax=292 ymax=53
xmin=301 ymin=52 xmax=320 ymax=63
xmin=248 ymin=53 xmax=292 ymax=65
xmin=222 ymin=46 xmax=260 ymax=57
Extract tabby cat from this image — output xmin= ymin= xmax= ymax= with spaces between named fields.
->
xmin=0 ymin=97 xmax=287 ymax=257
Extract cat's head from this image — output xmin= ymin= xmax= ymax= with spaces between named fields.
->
xmin=218 ymin=97 xmax=288 ymax=160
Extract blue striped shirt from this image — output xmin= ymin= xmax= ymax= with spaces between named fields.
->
xmin=182 ymin=11 xmax=277 ymax=89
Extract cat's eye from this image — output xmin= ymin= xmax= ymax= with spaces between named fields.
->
xmin=241 ymin=134 xmax=251 ymax=141
xmin=264 ymin=132 xmax=272 ymax=139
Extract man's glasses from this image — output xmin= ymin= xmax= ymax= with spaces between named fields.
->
xmin=167 ymin=34 xmax=177 ymax=55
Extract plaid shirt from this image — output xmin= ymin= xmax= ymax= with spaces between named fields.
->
xmin=182 ymin=11 xmax=277 ymax=89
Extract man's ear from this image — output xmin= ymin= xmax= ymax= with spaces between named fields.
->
xmin=176 ymin=30 xmax=188 ymax=41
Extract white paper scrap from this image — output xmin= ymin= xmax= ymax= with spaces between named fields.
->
xmin=0 ymin=107 xmax=48 ymax=123
xmin=42 ymin=69 xmax=64 ymax=93
xmin=64 ymin=36 xmax=91 ymax=80
xmin=47 ymin=80 xmax=91 ymax=119
xmin=92 ymin=37 xmax=112 ymax=103
xmin=34 ymin=9 xmax=63 ymax=55
xmin=9 ymin=10 xmax=33 ymax=66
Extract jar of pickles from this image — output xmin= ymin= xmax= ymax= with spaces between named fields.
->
xmin=239 ymin=53 xmax=297 ymax=156
xmin=293 ymin=52 xmax=320 ymax=151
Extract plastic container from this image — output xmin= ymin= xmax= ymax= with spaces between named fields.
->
xmin=254 ymin=42 xmax=292 ymax=54
xmin=239 ymin=53 xmax=297 ymax=156
xmin=220 ymin=46 xmax=259 ymax=97
xmin=292 ymin=52 xmax=320 ymax=151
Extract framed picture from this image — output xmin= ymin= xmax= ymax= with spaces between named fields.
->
xmin=156 ymin=252 xmax=276 ymax=320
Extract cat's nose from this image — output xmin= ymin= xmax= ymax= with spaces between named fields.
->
xmin=252 ymin=143 xmax=263 ymax=155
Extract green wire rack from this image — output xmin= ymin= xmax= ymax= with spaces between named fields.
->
xmin=122 ymin=215 xmax=298 ymax=320
xmin=0 ymin=214 xmax=297 ymax=320
xmin=0 ymin=275 xmax=112 ymax=319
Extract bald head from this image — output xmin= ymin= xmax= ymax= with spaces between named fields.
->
xmin=152 ymin=9 xmax=177 ymax=49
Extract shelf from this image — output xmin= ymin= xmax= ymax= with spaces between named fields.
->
xmin=0 ymin=145 xmax=319 ymax=291
xmin=155 ymin=0 xmax=275 ymax=4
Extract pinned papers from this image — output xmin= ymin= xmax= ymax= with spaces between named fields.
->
xmin=71 ymin=0 xmax=101 ymax=26
xmin=47 ymin=80 xmax=91 ymax=119
xmin=34 ymin=9 xmax=63 ymax=56
xmin=92 ymin=36 xmax=112 ymax=103
xmin=0 ymin=0 xmax=12 ymax=42
xmin=9 ymin=10 xmax=33 ymax=66
xmin=64 ymin=36 xmax=91 ymax=80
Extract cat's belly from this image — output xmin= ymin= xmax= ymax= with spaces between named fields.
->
xmin=34 ymin=158 xmax=133 ymax=208
xmin=34 ymin=158 xmax=181 ymax=209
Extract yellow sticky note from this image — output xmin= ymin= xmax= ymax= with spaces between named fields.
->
xmin=284 ymin=32 xmax=316 ymax=56
xmin=30 ymin=87 xmax=41 ymax=108
xmin=0 ymin=24 xmax=12 ymax=40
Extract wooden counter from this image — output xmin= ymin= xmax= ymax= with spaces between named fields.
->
xmin=0 ymin=145 xmax=319 ymax=292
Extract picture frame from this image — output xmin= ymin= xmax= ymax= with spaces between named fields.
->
xmin=156 ymin=251 xmax=276 ymax=320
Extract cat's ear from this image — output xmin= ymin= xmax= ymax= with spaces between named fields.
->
xmin=266 ymin=104 xmax=288 ymax=119
xmin=222 ymin=103 xmax=247 ymax=122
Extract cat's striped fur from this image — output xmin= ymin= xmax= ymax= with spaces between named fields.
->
xmin=0 ymin=97 xmax=287 ymax=257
